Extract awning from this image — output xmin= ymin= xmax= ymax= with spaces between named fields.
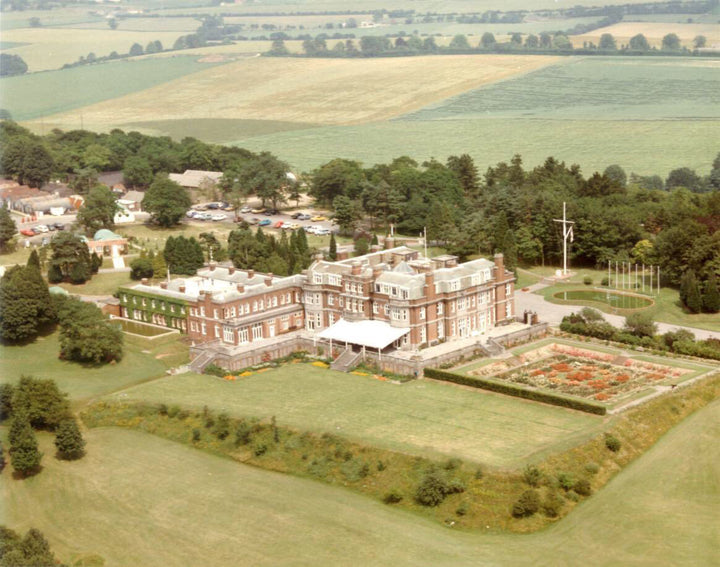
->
xmin=317 ymin=319 xmax=410 ymax=350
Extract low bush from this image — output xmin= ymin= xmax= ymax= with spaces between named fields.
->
xmin=444 ymin=457 xmax=462 ymax=471
xmin=456 ymin=502 xmax=469 ymax=516
xmin=424 ymin=368 xmax=607 ymax=415
xmin=383 ymin=489 xmax=403 ymax=504
xmin=557 ymin=472 xmax=575 ymax=491
xmin=377 ymin=460 xmax=386 ymax=471
xmin=192 ymin=428 xmax=201 ymax=442
xmin=415 ymin=471 xmax=465 ymax=507
xmin=253 ymin=443 xmax=268 ymax=456
xmin=511 ymin=489 xmax=540 ymax=518
xmin=474 ymin=466 xmax=484 ymax=480
xmin=523 ymin=464 xmax=542 ymax=487
xmin=605 ymin=433 xmax=622 ymax=452
xmin=542 ymin=491 xmax=564 ymax=517
xmin=574 ymin=478 xmax=592 ymax=496
xmin=235 ymin=422 xmax=252 ymax=446
xmin=585 ymin=462 xmax=599 ymax=475
xmin=583 ymin=276 xmax=593 ymax=285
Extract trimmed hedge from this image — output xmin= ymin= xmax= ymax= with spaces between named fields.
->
xmin=424 ymin=368 xmax=607 ymax=416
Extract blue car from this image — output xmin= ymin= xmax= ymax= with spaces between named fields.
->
xmin=258 ymin=219 xmax=272 ymax=226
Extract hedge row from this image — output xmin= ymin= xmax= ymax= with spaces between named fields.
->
xmin=423 ymin=368 xmax=607 ymax=416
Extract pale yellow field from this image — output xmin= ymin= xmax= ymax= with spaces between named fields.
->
xmin=31 ymin=54 xmax=559 ymax=130
xmin=0 ymin=28 xmax=190 ymax=71
xmin=572 ymin=22 xmax=720 ymax=49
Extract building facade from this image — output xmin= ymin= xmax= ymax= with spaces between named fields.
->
xmin=117 ymin=247 xmax=515 ymax=351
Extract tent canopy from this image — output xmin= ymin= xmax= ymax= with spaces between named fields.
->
xmin=317 ymin=319 xmax=410 ymax=350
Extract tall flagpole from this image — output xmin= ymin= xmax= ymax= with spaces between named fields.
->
xmin=553 ymin=202 xmax=575 ymax=276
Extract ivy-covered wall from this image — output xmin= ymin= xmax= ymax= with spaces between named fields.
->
xmin=118 ymin=286 xmax=190 ymax=330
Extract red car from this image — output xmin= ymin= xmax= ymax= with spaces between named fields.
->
xmin=20 ymin=229 xmax=35 ymax=236
xmin=274 ymin=221 xmax=284 ymax=229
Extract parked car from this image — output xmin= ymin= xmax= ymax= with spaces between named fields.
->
xmin=20 ymin=228 xmax=35 ymax=236
xmin=34 ymin=224 xmax=49 ymax=233
xmin=274 ymin=221 xmax=284 ymax=228
xmin=186 ymin=210 xmax=198 ymax=218
xmin=311 ymin=215 xmax=327 ymax=222
xmin=251 ymin=208 xmax=265 ymax=214
xmin=283 ymin=222 xmax=299 ymax=230
xmin=47 ymin=224 xmax=56 ymax=231
xmin=290 ymin=212 xmax=302 ymax=219
xmin=41 ymin=237 xmax=49 ymax=246
xmin=315 ymin=228 xmax=331 ymax=236
xmin=240 ymin=206 xmax=252 ymax=213
xmin=53 ymin=223 xmax=65 ymax=231
xmin=304 ymin=225 xmax=318 ymax=235
xmin=211 ymin=213 xmax=228 ymax=221
xmin=298 ymin=213 xmax=311 ymax=221
xmin=258 ymin=219 xmax=271 ymax=227
xmin=265 ymin=208 xmax=279 ymax=216
xmin=247 ymin=217 xmax=260 ymax=225
xmin=196 ymin=212 xmax=213 ymax=221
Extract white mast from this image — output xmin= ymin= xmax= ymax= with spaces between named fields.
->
xmin=553 ymin=202 xmax=575 ymax=276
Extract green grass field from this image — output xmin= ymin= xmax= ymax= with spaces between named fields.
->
xmin=232 ymin=116 xmax=720 ymax=177
xmin=104 ymin=364 xmax=603 ymax=467
xmin=0 ymin=57 xmax=225 ymax=121
xmin=56 ymin=271 xmax=133 ymax=296
xmin=4 ymin=397 xmax=718 ymax=565
xmin=0 ymin=331 xmax=186 ymax=402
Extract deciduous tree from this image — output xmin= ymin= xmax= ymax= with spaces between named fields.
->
xmin=143 ymin=177 xmax=191 ymax=227
xmin=0 ymin=265 xmax=55 ymax=342
xmin=77 ymin=184 xmax=119 ymax=234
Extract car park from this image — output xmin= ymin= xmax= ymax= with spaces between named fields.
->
xmin=265 ymin=209 xmax=279 ymax=216
xmin=211 ymin=213 xmax=228 ymax=221
xmin=258 ymin=219 xmax=271 ymax=227
xmin=196 ymin=212 xmax=213 ymax=221
xmin=283 ymin=222 xmax=299 ymax=230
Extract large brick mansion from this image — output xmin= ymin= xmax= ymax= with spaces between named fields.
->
xmin=118 ymin=246 xmax=515 ymax=354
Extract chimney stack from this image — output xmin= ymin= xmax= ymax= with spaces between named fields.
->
xmin=265 ymin=274 xmax=273 ymax=287
xmin=236 ymin=284 xmax=245 ymax=293
xmin=384 ymin=236 xmax=395 ymax=250
xmin=209 ymin=262 xmax=216 ymax=271
xmin=228 ymin=266 xmax=236 ymax=275
xmin=141 ymin=278 xmax=149 ymax=285
xmin=179 ymin=285 xmax=186 ymax=293
xmin=247 ymin=269 xmax=255 ymax=279
xmin=351 ymin=261 xmax=362 ymax=276
xmin=494 ymin=253 xmax=505 ymax=282
xmin=160 ymin=282 xmax=167 ymax=289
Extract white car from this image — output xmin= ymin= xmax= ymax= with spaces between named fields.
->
xmin=196 ymin=212 xmax=213 ymax=221
xmin=240 ymin=206 xmax=252 ymax=213
xmin=186 ymin=210 xmax=197 ymax=218
xmin=315 ymin=228 xmax=331 ymax=236
xmin=34 ymin=224 xmax=49 ymax=233
xmin=211 ymin=213 xmax=227 ymax=221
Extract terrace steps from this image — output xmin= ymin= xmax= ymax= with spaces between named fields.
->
xmin=331 ymin=349 xmax=361 ymax=373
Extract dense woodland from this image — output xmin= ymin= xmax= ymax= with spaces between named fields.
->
xmin=0 ymin=121 xmax=718 ymax=296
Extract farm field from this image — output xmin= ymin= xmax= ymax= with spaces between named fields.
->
xmin=232 ymin=116 xmax=720 ymax=177
xmin=0 ymin=27 xmax=191 ymax=71
xmin=0 ymin=331 xmax=186 ymax=402
xmin=0 ymin=6 xmax=101 ymax=31
xmin=3 ymin=398 xmax=718 ymax=565
xmin=103 ymin=364 xmax=603 ymax=467
xmin=572 ymin=21 xmax=720 ymax=48
xmin=25 ymin=54 xmax=559 ymax=131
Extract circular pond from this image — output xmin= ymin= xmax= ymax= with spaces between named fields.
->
xmin=553 ymin=289 xmax=653 ymax=310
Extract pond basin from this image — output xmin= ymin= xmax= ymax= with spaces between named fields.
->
xmin=553 ymin=289 xmax=653 ymax=310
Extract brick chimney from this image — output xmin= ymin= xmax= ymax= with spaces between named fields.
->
xmin=236 ymin=284 xmax=245 ymax=293
xmin=209 ymin=262 xmax=216 ymax=271
xmin=370 ymin=244 xmax=381 ymax=253
xmin=265 ymin=274 xmax=273 ymax=286
xmin=247 ymin=269 xmax=255 ymax=279
xmin=228 ymin=266 xmax=236 ymax=275
xmin=160 ymin=282 xmax=167 ymax=289
xmin=351 ymin=261 xmax=362 ymax=276
xmin=179 ymin=285 xmax=186 ymax=293
xmin=384 ymin=236 xmax=395 ymax=250
xmin=141 ymin=278 xmax=149 ymax=285
xmin=372 ymin=265 xmax=383 ymax=279
xmin=494 ymin=253 xmax=505 ymax=282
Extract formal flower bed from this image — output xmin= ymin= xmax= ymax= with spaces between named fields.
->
xmin=468 ymin=343 xmax=690 ymax=402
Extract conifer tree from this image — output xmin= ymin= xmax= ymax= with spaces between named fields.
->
xmin=54 ymin=418 xmax=85 ymax=460
xmin=10 ymin=411 xmax=42 ymax=477
xmin=702 ymin=273 xmax=720 ymax=313
xmin=0 ymin=439 xmax=5 ymax=472
xmin=0 ymin=204 xmax=17 ymax=251
xmin=27 ymin=249 xmax=40 ymax=270
xmin=329 ymin=232 xmax=337 ymax=261
xmin=91 ymin=251 xmax=102 ymax=273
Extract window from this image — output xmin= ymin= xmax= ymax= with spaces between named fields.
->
xmin=383 ymin=304 xmax=389 ymax=316
xmin=122 ymin=294 xmax=128 ymax=302
xmin=259 ymin=299 xmax=264 ymax=310
xmin=401 ymin=289 xmax=409 ymax=299
xmin=213 ymin=309 xmax=219 ymax=319
xmin=328 ymin=294 xmax=335 ymax=306
xmin=506 ymin=283 xmax=512 ymax=296
xmin=201 ymin=323 xmax=207 ymax=336
xmin=272 ymin=296 xmax=278 ymax=307
xmin=238 ymin=328 xmax=249 ymax=344
xmin=281 ymin=315 xmax=289 ymax=330
xmin=223 ymin=327 xmax=234 ymax=343
xmin=314 ymin=273 xmax=322 ymax=284
xmin=315 ymin=313 xmax=322 ymax=327
xmin=231 ymin=306 xmax=236 ymax=317
xmin=457 ymin=297 xmax=467 ymax=311
xmin=214 ymin=325 xmax=220 ymax=338
xmin=420 ymin=326 xmax=426 ymax=344
xmin=329 ymin=275 xmax=340 ymax=286
xmin=252 ymin=323 xmax=263 ymax=340
xmin=419 ymin=307 xmax=426 ymax=320
xmin=180 ymin=307 xmax=186 ymax=315
xmin=373 ymin=302 xmax=379 ymax=314
xmin=437 ymin=302 xmax=444 ymax=315
xmin=450 ymin=280 xmax=460 ymax=291
xmin=200 ymin=306 xmax=205 ymax=317
xmin=151 ymin=300 xmax=156 ymax=309
xmin=286 ymin=293 xmax=291 ymax=304
xmin=328 ymin=313 xmax=335 ymax=326
xmin=437 ymin=321 xmax=444 ymax=338
xmin=450 ymin=321 xmax=455 ymax=336
xmin=506 ymin=302 xmax=512 ymax=318
xmin=142 ymin=298 xmax=147 ymax=306
xmin=253 ymin=301 xmax=258 ymax=312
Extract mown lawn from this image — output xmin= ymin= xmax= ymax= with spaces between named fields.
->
xmin=56 ymin=270 xmax=133 ymax=296
xmin=104 ymin=364 xmax=603 ymax=467
xmin=0 ymin=331 xmax=186 ymax=402
xmin=3 ymin=397 xmax=718 ymax=566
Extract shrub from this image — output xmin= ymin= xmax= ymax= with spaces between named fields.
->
xmin=213 ymin=413 xmax=231 ymax=440
xmin=192 ymin=428 xmax=201 ymax=442
xmin=167 ymin=405 xmax=180 ymax=418
xmin=383 ymin=489 xmax=403 ymax=504
xmin=601 ymin=277 xmax=609 ymax=286
xmin=253 ymin=443 xmax=268 ymax=456
xmin=585 ymin=462 xmax=600 ymax=475
xmin=605 ymin=433 xmax=622 ymax=452
xmin=511 ymin=489 xmax=540 ymax=518
xmin=583 ymin=276 xmax=593 ymax=285
xmin=235 ymin=422 xmax=251 ymax=446
xmin=574 ymin=478 xmax=592 ymax=496
xmin=377 ymin=460 xmax=386 ymax=471
xmin=456 ymin=502 xmax=469 ymax=516
xmin=557 ymin=472 xmax=575 ymax=491
xmin=444 ymin=457 xmax=462 ymax=471
xmin=416 ymin=473 xmax=448 ymax=506
xmin=542 ymin=491 xmax=564 ymax=517
xmin=523 ymin=464 xmax=542 ymax=487
xmin=158 ymin=403 xmax=168 ymax=416
xmin=474 ymin=466 xmax=484 ymax=480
